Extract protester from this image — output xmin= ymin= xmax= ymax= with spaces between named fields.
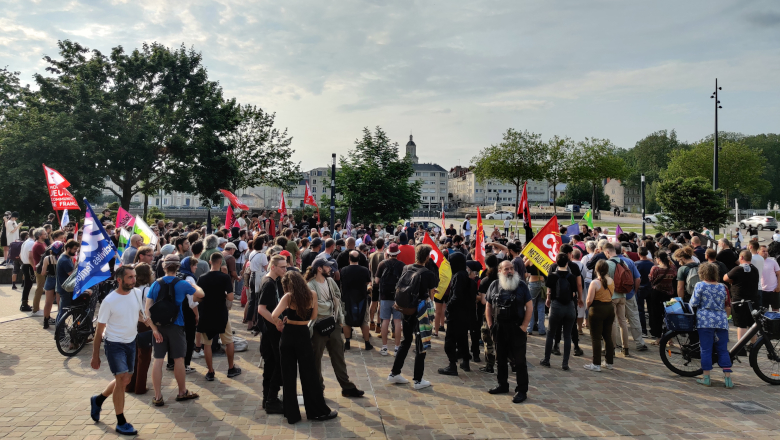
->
xmin=375 ymin=243 xmax=405 ymax=355
xmin=634 ymin=246 xmax=655 ymax=336
xmin=541 ymin=253 xmax=578 ymax=370
xmin=485 ymin=260 xmax=533 ymax=403
xmin=89 ymin=266 xmax=144 ymax=435
xmin=647 ymin=251 xmax=677 ymax=341
xmin=56 ymin=239 xmax=80 ymax=324
xmin=197 ymin=252 xmax=241 ymax=381
xmin=388 ymin=245 xmax=437 ymax=390
xmin=30 ymin=228 xmax=49 ymax=315
xmin=19 ymin=230 xmax=36 ymax=312
xmin=716 ymin=238 xmax=739 ymax=271
xmin=121 ymin=234 xmax=142 ymax=266
xmin=525 ymin=257 xmax=546 ymax=336
xmin=583 ymin=260 xmax=616 ymax=372
xmin=175 ymin=257 xmax=201 ymax=372
xmin=367 ymin=238 xmax=385 ymax=332
xmin=748 ymin=241 xmax=765 ymax=303
xmin=550 ymin=244 xmax=584 ymax=357
xmin=271 ymin=271 xmax=338 ymax=424
xmin=674 ymin=246 xmax=698 ymax=302
xmin=690 ymin=263 xmax=733 ymax=388
xmin=610 ymin=243 xmax=648 ymax=354
xmin=340 ymin=251 xmax=373 ymax=350
xmin=438 ymin=252 xmax=476 ymax=376
xmin=41 ymin=240 xmax=63 ymax=329
xmin=145 ymin=254 xmax=204 ymax=406
xmin=257 ymin=255 xmax=286 ymax=414
xmin=126 ymin=263 xmax=154 ymax=395
xmin=759 ymin=245 xmax=780 ymax=308
xmin=478 ymin=258 xmax=499 ymax=374
xmin=723 ymin=250 xmax=760 ymax=354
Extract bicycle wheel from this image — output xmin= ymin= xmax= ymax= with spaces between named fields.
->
xmin=659 ymin=330 xmax=703 ymax=377
xmin=55 ymin=309 xmax=88 ymax=357
xmin=750 ymin=336 xmax=780 ymax=385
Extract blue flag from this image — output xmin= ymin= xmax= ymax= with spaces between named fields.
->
xmin=73 ymin=199 xmax=117 ymax=299
xmin=566 ymin=223 xmax=579 ymax=237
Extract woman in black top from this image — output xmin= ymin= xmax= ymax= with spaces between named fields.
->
xmin=272 ymin=271 xmax=337 ymax=424
xmin=540 ymin=253 xmax=578 ymax=370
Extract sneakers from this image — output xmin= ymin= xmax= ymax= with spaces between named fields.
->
xmin=636 ymin=345 xmax=649 ymax=352
xmin=539 ymin=359 xmax=551 ymax=367
xmin=394 ymin=347 xmax=399 ymax=355
xmin=90 ymin=395 xmax=102 ymax=422
xmin=600 ymin=362 xmax=614 ymax=370
xmin=185 ymin=366 xmax=196 ymax=374
xmin=724 ymin=377 xmax=734 ymax=389
xmin=19 ymin=304 xmax=32 ymax=312
xmin=379 ymin=347 xmax=389 ymax=356
xmin=341 ymin=387 xmax=365 ymax=397
xmin=413 ymin=379 xmax=432 ymax=390
xmin=192 ymin=349 xmax=205 ymax=359
xmin=696 ymin=375 xmax=712 ymax=387
xmin=205 ymin=371 xmax=215 ymax=381
xmin=313 ymin=410 xmax=339 ymax=421
xmin=583 ymin=363 xmax=601 ymax=372
xmin=227 ymin=366 xmax=242 ymax=378
xmin=31 ymin=310 xmax=44 ymax=316
xmin=387 ymin=374 xmax=409 ymax=384
xmin=115 ymin=422 xmax=137 ymax=436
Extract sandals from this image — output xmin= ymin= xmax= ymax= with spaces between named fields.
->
xmin=152 ymin=397 xmax=164 ymax=407
xmin=175 ymin=390 xmax=200 ymax=402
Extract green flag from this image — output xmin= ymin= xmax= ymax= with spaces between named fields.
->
xmin=583 ymin=209 xmax=594 ymax=229
xmin=571 ymin=211 xmax=575 ymax=224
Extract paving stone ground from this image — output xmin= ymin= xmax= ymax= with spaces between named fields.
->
xmin=0 ymin=283 xmax=779 ymax=439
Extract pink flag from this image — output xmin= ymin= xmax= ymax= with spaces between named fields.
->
xmin=615 ymin=224 xmax=624 ymax=237
xmin=115 ymin=207 xmax=135 ymax=229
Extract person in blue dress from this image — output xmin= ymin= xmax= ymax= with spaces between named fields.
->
xmin=690 ymin=262 xmax=733 ymax=388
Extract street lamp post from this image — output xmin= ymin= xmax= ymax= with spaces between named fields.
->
xmin=641 ymin=174 xmax=646 ymax=237
xmin=330 ymin=153 xmax=336 ymax=234
xmin=711 ymin=79 xmax=723 ymax=236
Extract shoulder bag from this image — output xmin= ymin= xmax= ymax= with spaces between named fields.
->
xmin=313 ymin=280 xmax=337 ymax=337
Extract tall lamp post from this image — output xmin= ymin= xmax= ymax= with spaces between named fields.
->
xmin=711 ymin=79 xmax=722 ymax=234
xmin=330 ymin=153 xmax=336 ymax=234
xmin=641 ymin=174 xmax=646 ymax=237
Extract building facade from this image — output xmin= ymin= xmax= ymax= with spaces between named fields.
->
xmin=447 ymin=166 xmax=550 ymax=208
xmin=405 ymin=135 xmax=448 ymax=210
xmin=603 ymin=178 xmax=641 ymax=213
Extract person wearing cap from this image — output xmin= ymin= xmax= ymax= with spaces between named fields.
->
xmin=155 ymin=244 xmax=176 ymax=279
xmin=279 ymin=250 xmax=299 ymax=272
xmin=145 ymin=254 xmax=205 ymax=406
xmin=222 ymin=242 xmax=241 ymax=282
xmin=301 ymin=238 xmax=322 ymax=273
xmin=304 ymin=257 xmax=365 ymax=398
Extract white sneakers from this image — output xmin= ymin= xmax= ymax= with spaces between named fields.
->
xmin=31 ymin=310 xmax=44 ymax=317
xmin=380 ymin=347 xmax=389 ymax=356
xmin=192 ymin=350 xmax=205 ymax=359
xmin=600 ymin=362 xmax=614 ymax=370
xmin=583 ymin=363 xmax=601 ymax=372
xmin=387 ymin=374 xmax=409 ymax=384
xmin=413 ymin=379 xmax=432 ymax=390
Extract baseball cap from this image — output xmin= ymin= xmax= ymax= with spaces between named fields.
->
xmin=312 ymin=258 xmax=330 ymax=270
xmin=224 ymin=242 xmax=237 ymax=250
xmin=311 ymin=237 xmax=323 ymax=248
xmin=218 ymin=237 xmax=228 ymax=246
xmin=387 ymin=243 xmax=400 ymax=255
xmin=280 ymin=250 xmax=291 ymax=257
xmin=160 ymin=244 xmax=176 ymax=256
xmin=162 ymin=254 xmax=181 ymax=268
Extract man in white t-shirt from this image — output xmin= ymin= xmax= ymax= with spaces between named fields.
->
xmin=4 ymin=211 xmax=21 ymax=245
xmin=749 ymin=241 xmax=764 ymax=290
xmin=248 ymin=237 xmax=269 ymax=294
xmin=463 ymin=215 xmax=472 ymax=244
xmin=19 ymin=233 xmax=36 ymax=312
xmin=759 ymin=245 xmax=779 ymax=307
xmin=503 ymin=218 xmax=511 ymax=237
xmin=89 ymin=266 xmax=145 ymax=435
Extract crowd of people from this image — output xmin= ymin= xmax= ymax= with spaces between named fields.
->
xmin=3 ymin=207 xmax=778 ymax=434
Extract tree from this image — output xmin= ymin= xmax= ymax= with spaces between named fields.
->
xmin=541 ymin=135 xmax=575 ymax=214
xmin=656 ymin=177 xmax=730 ymax=232
xmin=472 ymin=128 xmax=545 ymax=211
xmin=569 ymin=138 xmax=629 ymax=213
xmin=35 ymin=40 xmax=242 ymax=209
xmin=335 ymin=127 xmax=420 ymax=224
xmin=623 ymin=129 xmax=686 ymax=187
xmin=562 ymin=181 xmax=610 ymax=210
xmin=665 ymin=139 xmax=768 ymax=203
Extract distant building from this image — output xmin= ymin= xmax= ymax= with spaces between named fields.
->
xmin=448 ymin=166 xmax=549 ymax=208
xmin=404 ymin=135 xmax=448 ymax=210
xmin=603 ymin=178 xmax=641 ymax=213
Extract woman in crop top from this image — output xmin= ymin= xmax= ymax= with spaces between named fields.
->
xmin=272 ymin=271 xmax=338 ymax=424
xmin=583 ymin=260 xmax=616 ymax=372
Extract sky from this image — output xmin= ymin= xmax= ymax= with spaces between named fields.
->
xmin=2 ymin=0 xmax=779 ymax=171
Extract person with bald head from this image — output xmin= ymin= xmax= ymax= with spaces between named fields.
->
xmin=121 ymin=234 xmax=144 ymax=266
xmin=337 ymin=236 xmax=368 ymax=271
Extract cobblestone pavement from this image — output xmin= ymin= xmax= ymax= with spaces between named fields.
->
xmin=1 ymin=297 xmax=779 ymax=440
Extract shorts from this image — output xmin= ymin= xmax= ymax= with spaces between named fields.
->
xmin=0 ymin=233 xmax=6 ymax=247
xmin=199 ymin=320 xmax=233 ymax=345
xmin=44 ymin=276 xmax=56 ymax=291
xmin=371 ymin=284 xmax=380 ymax=302
xmin=152 ymin=325 xmax=187 ymax=360
xmin=12 ymin=259 xmax=21 ymax=274
xmin=104 ymin=339 xmax=136 ymax=375
xmin=380 ymin=300 xmax=403 ymax=321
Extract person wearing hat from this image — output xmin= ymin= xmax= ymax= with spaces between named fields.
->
xmin=145 ymin=254 xmax=205 ymax=406
xmin=279 ymin=250 xmax=299 ymax=272
xmin=375 ymin=243 xmax=406 ymax=355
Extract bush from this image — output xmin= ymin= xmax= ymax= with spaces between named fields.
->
xmin=107 ymin=202 xmax=120 ymax=210
xmin=656 ymin=177 xmax=729 ymax=232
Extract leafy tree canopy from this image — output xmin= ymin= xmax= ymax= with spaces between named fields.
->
xmin=656 ymin=177 xmax=730 ymax=232
xmin=335 ymin=127 xmax=420 ymax=225
xmin=562 ymin=181 xmax=610 ymax=211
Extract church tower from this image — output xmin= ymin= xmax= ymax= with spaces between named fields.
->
xmin=405 ymin=135 xmax=418 ymax=164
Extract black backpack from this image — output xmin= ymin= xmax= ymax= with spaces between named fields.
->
xmin=149 ymin=278 xmax=181 ymax=327
xmin=380 ymin=259 xmax=405 ymax=297
xmin=554 ymin=271 xmax=573 ymax=304
xmin=394 ymin=265 xmax=424 ymax=315
xmin=230 ymin=238 xmax=242 ymax=260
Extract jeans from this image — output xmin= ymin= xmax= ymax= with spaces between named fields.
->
xmin=545 ymin=301 xmax=576 ymax=366
xmin=636 ymin=288 xmax=651 ymax=334
xmin=391 ymin=314 xmax=426 ymax=382
xmin=698 ymin=328 xmax=732 ymax=372
xmin=527 ymin=281 xmax=546 ymax=334
xmin=21 ymin=263 xmax=34 ymax=306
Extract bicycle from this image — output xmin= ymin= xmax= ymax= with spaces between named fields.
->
xmin=54 ymin=281 xmax=114 ymax=357
xmin=659 ymin=300 xmax=780 ymax=385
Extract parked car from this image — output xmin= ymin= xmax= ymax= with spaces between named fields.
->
xmin=486 ymin=210 xmax=514 ymax=220
xmin=740 ymin=216 xmax=778 ymax=231
xmin=564 ymin=204 xmax=580 ymax=213
xmin=644 ymin=213 xmax=666 ymax=223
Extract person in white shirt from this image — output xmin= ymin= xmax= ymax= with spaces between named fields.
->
xmin=503 ymin=218 xmax=511 ymax=237
xmin=773 ymin=231 xmax=780 ymax=243
xmin=19 ymin=233 xmax=36 ymax=312
xmin=237 ymin=211 xmax=248 ymax=230
xmin=5 ymin=211 xmax=21 ymax=245
xmin=248 ymin=237 xmax=269 ymax=294
xmin=89 ymin=266 xmax=145 ymax=435
xmin=463 ymin=215 xmax=472 ymax=244
xmin=759 ymin=245 xmax=780 ymax=307
xmin=749 ymin=241 xmax=765 ymax=291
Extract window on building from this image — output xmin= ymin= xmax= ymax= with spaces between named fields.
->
xmin=415 ymin=172 xmax=421 ymax=176
xmin=133 ymin=195 xmax=140 ymax=202
xmin=185 ymin=198 xmax=190 ymax=206
xmin=163 ymin=198 xmax=168 ymax=205
xmin=313 ymin=179 xmax=316 ymax=184
xmin=317 ymin=171 xmax=323 ymax=176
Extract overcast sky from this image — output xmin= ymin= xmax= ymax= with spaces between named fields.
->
xmin=2 ymin=0 xmax=779 ymax=170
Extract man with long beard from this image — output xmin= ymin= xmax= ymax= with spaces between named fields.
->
xmin=485 ymin=260 xmax=533 ymax=403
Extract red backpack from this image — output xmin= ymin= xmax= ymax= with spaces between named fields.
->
xmin=612 ymin=258 xmax=635 ymax=294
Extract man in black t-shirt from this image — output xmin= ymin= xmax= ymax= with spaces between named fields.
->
xmin=388 ymin=245 xmax=437 ymax=390
xmin=445 ymin=224 xmax=457 ymax=237
xmin=301 ymin=238 xmax=322 ymax=273
xmin=197 ymin=253 xmax=241 ymax=381
xmin=336 ymin=237 xmax=368 ymax=271
xmin=257 ymin=255 xmax=287 ymax=414
xmin=724 ymin=250 xmax=760 ymax=343
xmin=340 ymin=251 xmax=373 ymax=350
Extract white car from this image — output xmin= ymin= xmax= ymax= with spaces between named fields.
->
xmin=644 ymin=213 xmax=666 ymax=223
xmin=486 ymin=210 xmax=514 ymax=220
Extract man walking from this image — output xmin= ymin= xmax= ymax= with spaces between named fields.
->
xmin=145 ymin=255 xmax=204 ymax=406
xmin=485 ymin=261 xmax=533 ymax=403
xmin=197 ymin=252 xmax=241 ymax=381
xmin=89 ymin=266 xmax=145 ymax=435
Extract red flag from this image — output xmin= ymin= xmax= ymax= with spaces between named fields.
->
xmin=520 ymin=216 xmax=561 ymax=276
xmin=441 ymin=210 xmax=446 ymax=235
xmin=225 ymin=205 xmax=237 ymax=237
xmin=278 ymin=191 xmax=288 ymax=216
xmin=42 ymin=164 xmax=80 ymax=210
xmin=475 ymin=207 xmax=486 ymax=270
xmin=518 ymin=181 xmax=530 ymax=228
xmin=304 ymin=182 xmax=320 ymax=221
xmin=219 ymin=189 xmax=249 ymax=211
